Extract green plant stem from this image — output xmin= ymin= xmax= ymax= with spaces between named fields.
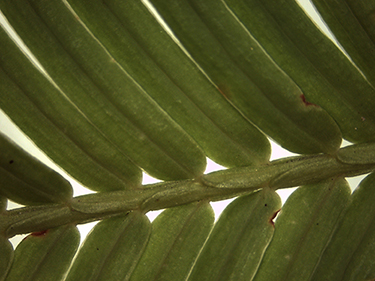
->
xmin=2 ymin=143 xmax=375 ymax=238
xmin=1 ymin=182 xmax=249 ymax=238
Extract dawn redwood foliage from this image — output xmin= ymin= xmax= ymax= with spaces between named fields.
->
xmin=1 ymin=0 xmax=375 ymax=280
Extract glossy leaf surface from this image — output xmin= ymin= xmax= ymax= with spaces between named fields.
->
xmin=253 ymin=178 xmax=351 ymax=281
xmin=130 ymin=202 xmax=214 ymax=281
xmin=0 ymin=132 xmax=72 ymax=205
xmin=66 ymin=212 xmax=150 ymax=281
xmin=5 ymin=225 xmax=79 ymax=281
xmin=188 ymin=189 xmax=281 ymax=281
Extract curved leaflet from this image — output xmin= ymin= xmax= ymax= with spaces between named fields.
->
xmin=0 ymin=0 xmax=206 ymax=181
xmin=149 ymin=0 xmax=342 ymax=154
xmin=0 ymin=238 xmax=13 ymax=281
xmin=188 ymin=189 xmax=281 ymax=281
xmin=66 ymin=212 xmax=151 ymax=281
xmin=311 ymin=173 xmax=375 ymax=281
xmin=253 ymin=178 xmax=351 ymax=281
xmin=224 ymin=0 xmax=375 ymax=143
xmin=4 ymin=225 xmax=79 ymax=281
xmin=67 ymin=0 xmax=271 ymax=168
xmin=129 ymin=202 xmax=214 ymax=281
xmin=0 ymin=132 xmax=72 ymax=205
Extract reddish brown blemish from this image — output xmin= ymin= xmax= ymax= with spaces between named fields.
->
xmin=217 ymin=84 xmax=232 ymax=100
xmin=300 ymin=94 xmax=318 ymax=107
xmin=23 ymin=230 xmax=49 ymax=241
xmin=30 ymin=230 xmax=49 ymax=237
xmin=269 ymin=209 xmax=281 ymax=227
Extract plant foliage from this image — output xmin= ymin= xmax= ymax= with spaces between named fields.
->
xmin=1 ymin=0 xmax=375 ymax=280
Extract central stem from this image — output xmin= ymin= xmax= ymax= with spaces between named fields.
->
xmin=2 ymin=142 xmax=375 ymax=238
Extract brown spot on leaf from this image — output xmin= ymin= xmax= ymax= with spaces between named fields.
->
xmin=269 ymin=209 xmax=281 ymax=227
xmin=30 ymin=230 xmax=49 ymax=237
xmin=300 ymin=94 xmax=318 ymax=107
xmin=217 ymin=84 xmax=232 ymax=100
xmin=23 ymin=230 xmax=49 ymax=241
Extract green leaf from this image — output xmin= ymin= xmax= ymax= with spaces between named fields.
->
xmin=224 ymin=0 xmax=375 ymax=143
xmin=311 ymin=0 xmax=375 ymax=87
xmin=337 ymin=142 xmax=375 ymax=165
xmin=130 ymin=202 xmax=214 ymax=281
xmin=1 ymin=1 xmax=375 ymax=280
xmin=202 ymin=152 xmax=375 ymax=190
xmin=0 ymin=132 xmax=72 ymax=205
xmin=65 ymin=212 xmax=150 ymax=281
xmin=343 ymin=1 xmax=375 ymax=45
xmin=5 ymin=225 xmax=79 ymax=281
xmin=311 ymin=173 xmax=375 ymax=281
xmin=0 ymin=0 xmax=206 ymax=181
xmin=188 ymin=189 xmax=281 ymax=281
xmin=0 ymin=26 xmax=142 ymax=192
xmin=67 ymin=0 xmax=271 ymax=168
xmin=0 ymin=196 xmax=6 ymax=212
xmin=149 ymin=0 xmax=342 ymax=154
xmin=0 ymin=238 xmax=13 ymax=281
xmin=253 ymin=178 xmax=351 ymax=281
